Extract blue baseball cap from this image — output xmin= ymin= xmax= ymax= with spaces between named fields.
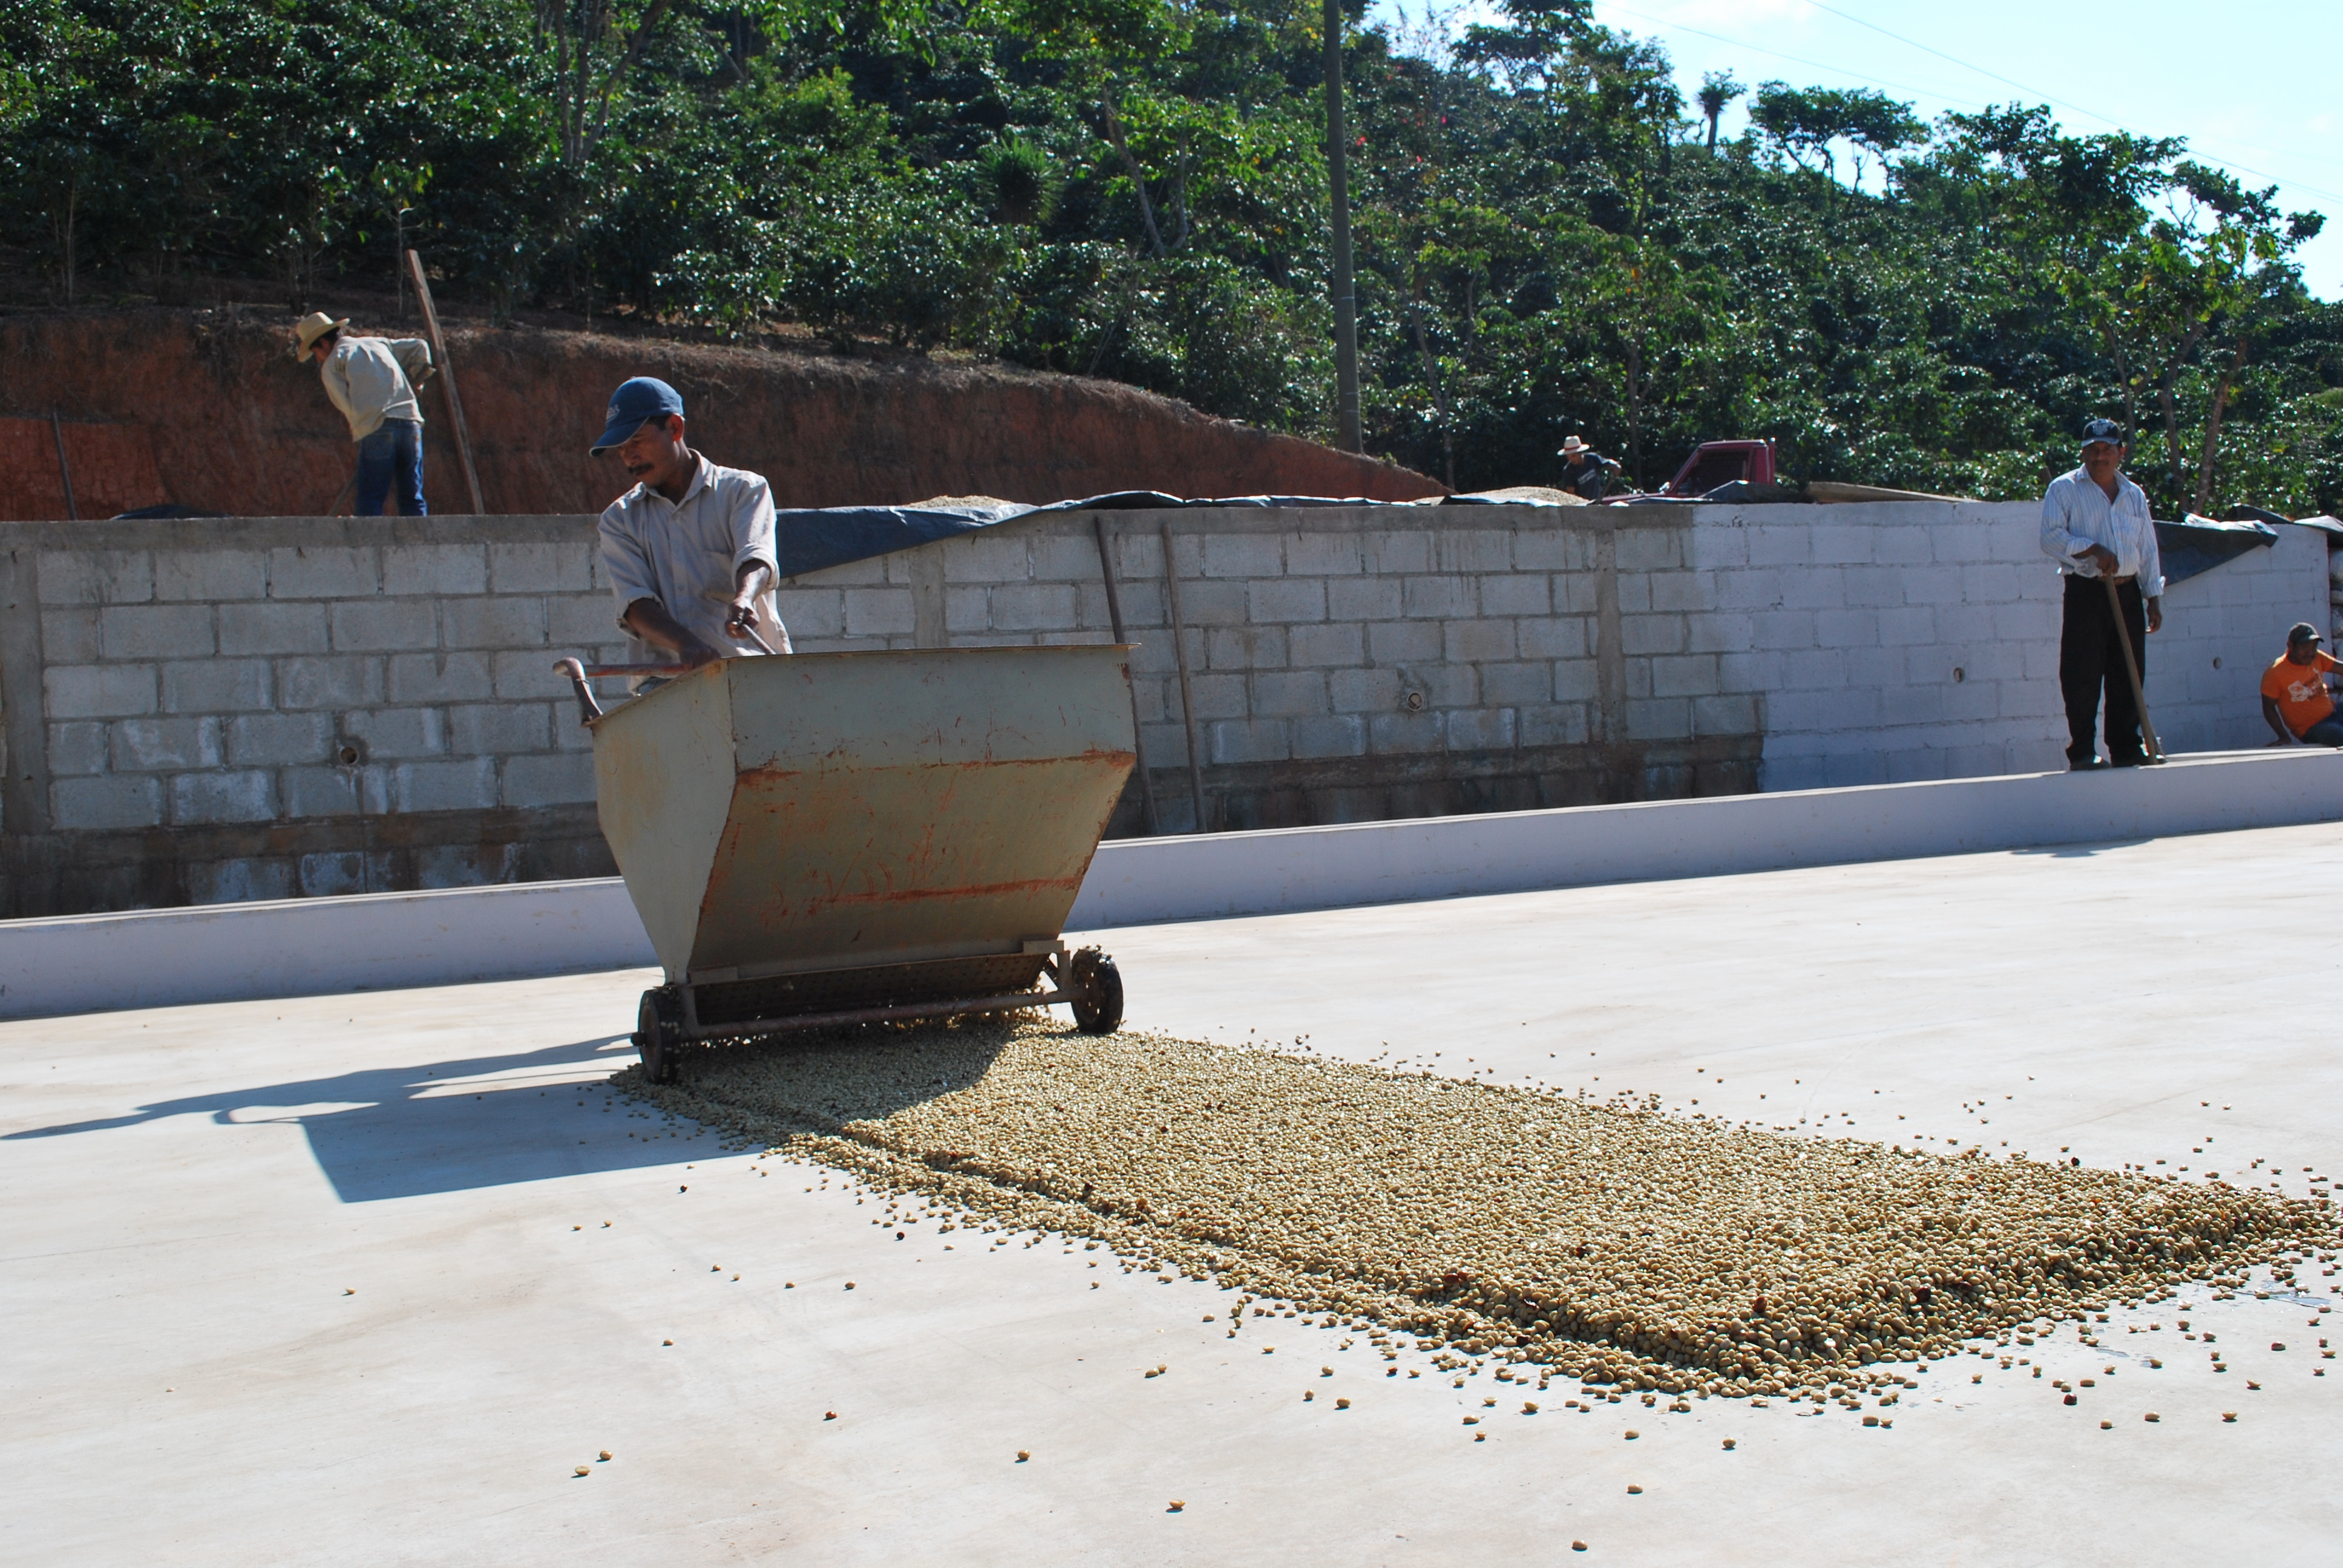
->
xmin=590 ymin=377 xmax=685 ymax=454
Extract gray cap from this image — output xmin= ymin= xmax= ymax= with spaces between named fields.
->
xmin=2288 ymin=621 xmax=2324 ymax=645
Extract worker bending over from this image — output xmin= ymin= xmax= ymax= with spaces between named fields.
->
xmin=2040 ymin=418 xmax=2162 ymax=769
xmin=1558 ymin=434 xmax=1620 ymax=501
xmin=295 ymin=312 xmax=433 ymax=516
xmin=592 ymin=376 xmax=788 ymax=670
xmin=2262 ymin=621 xmax=2343 ymax=746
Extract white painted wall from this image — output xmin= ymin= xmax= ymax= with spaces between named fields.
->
xmin=2149 ymin=528 xmax=2333 ymax=753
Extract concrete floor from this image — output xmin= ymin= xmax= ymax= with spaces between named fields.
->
xmin=5 ymin=823 xmax=2341 ymax=1565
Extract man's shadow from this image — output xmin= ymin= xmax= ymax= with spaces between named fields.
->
xmin=2 ymin=1035 xmax=688 ymax=1203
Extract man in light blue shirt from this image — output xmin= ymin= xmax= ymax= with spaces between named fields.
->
xmin=2040 ymin=419 xmax=2163 ymax=769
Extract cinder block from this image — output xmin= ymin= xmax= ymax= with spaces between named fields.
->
xmin=1402 ymin=577 xmax=1473 ymax=619
xmin=281 ymin=766 xmax=361 ymax=818
xmin=344 ymin=707 xmax=447 ymax=760
xmin=1478 ymin=573 xmax=1550 ymax=616
xmin=1434 ymin=530 xmax=1510 ymax=573
xmin=1928 ymin=520 xmax=1997 ymax=563
xmin=1780 ymin=567 xmax=1847 ymax=612
xmin=1519 ymin=702 xmax=1590 ymax=746
xmin=1619 ymin=614 xmax=1686 ymax=656
xmin=1872 ymin=524 xmax=1934 ymax=566
xmin=1615 ymin=528 xmax=1682 ymax=572
xmin=1363 ymin=531 xmax=1432 ymax=576
xmin=1518 ymin=616 xmax=1589 ymax=659
xmin=162 ymin=658 xmax=272 ymax=714
xmin=222 ymin=712 xmax=330 ymax=768
xmin=1958 ymin=563 xmax=2028 ymax=605
xmin=773 ymin=589 xmax=846 ymax=639
xmin=41 ymin=608 xmax=99 ymax=663
xmin=1209 ymin=718 xmax=1291 ymax=763
xmin=1185 ymin=671 xmax=1248 ymax=722
xmin=1712 ymin=567 xmax=1789 ymax=612
xmin=1480 ymin=662 xmax=1551 ymax=705
xmin=1647 ymin=571 xmax=1705 ymax=613
xmin=1881 ymin=685 xmax=1950 ymax=727
xmin=1901 ymin=571 xmax=1965 ymax=607
xmin=1747 ymin=525 xmax=1812 ymax=567
xmin=268 ymin=546 xmax=379 ymax=599
xmin=385 ymin=652 xmax=496 ymax=705
xmin=185 ymin=858 xmax=297 ymax=905
xmin=48 ymin=720 xmax=108 ymax=776
xmin=1286 ymin=533 xmax=1363 ymax=575
xmin=1615 ymin=573 xmax=1650 ymax=615
xmin=1717 ymin=650 xmax=1783 ymax=694
xmin=488 ymin=542 xmax=591 ymax=593
xmin=171 ymin=769 xmax=277 ymax=824
xmin=807 ymin=555 xmax=887 ymax=587
xmin=52 ymin=773 xmax=163 ymax=829
xmin=299 ymin=851 xmax=368 ymax=895
xmin=39 ymin=550 xmax=154 ymax=606
xmin=415 ymin=843 xmax=522 ymax=888
xmin=330 ymin=597 xmax=438 ymax=653
xmin=846 ymin=587 xmax=922 ymax=636
xmin=1877 ymin=606 xmax=1937 ymax=645
xmin=1624 ymin=697 xmax=1691 ymax=740
xmin=1423 ymin=665 xmax=1477 ymax=708
xmin=277 ymin=655 xmax=385 ymax=710
xmin=1622 ymin=660 xmax=1650 ymax=701
xmin=1110 ymin=529 xmax=1164 ymax=580
xmin=1329 ymin=667 xmax=1401 ymax=713
xmin=1815 ymin=609 xmax=1880 ymax=649
xmin=1367 ymin=619 xmax=1441 ymax=664
xmin=382 ymin=543 xmax=490 ymax=596
xmin=395 ymin=757 xmax=500 ymax=813
xmin=1443 ymin=619 xmax=1517 ymax=664
xmin=1327 ymin=577 xmax=1403 ymax=621
xmin=1287 ymin=622 xmax=1364 ymax=668
xmin=441 ymin=595 xmax=548 ymax=650
xmin=1551 ymin=659 xmax=1600 ymax=701
xmin=114 ymin=716 xmax=225 ymax=771
xmin=1368 ymin=710 xmax=1444 ymax=754
xmin=1293 ymin=714 xmax=1367 ymax=757
xmin=1840 ymin=566 xmax=1909 ymax=609
xmin=1139 ymin=720 xmax=1190 ymax=769
xmin=947 ymin=532 xmax=1034 ymax=584
xmin=1686 ymin=610 xmax=1752 ymax=655
xmin=1780 ymin=649 xmax=1850 ymax=690
xmin=1651 ymin=655 xmax=1720 ymax=698
xmin=490 ymin=651 xmax=570 ymax=701
xmin=1167 ymin=580 xmax=1244 ymax=627
xmin=154 ymin=550 xmax=268 ymax=603
xmin=1251 ymin=670 xmax=1327 ymax=717
xmin=1207 ymin=624 xmax=1286 ymax=669
xmin=220 ymin=601 xmax=330 ymax=657
xmin=1687 ymin=526 xmax=1749 ymax=570
xmin=1692 ymin=693 xmax=1758 ymax=735
xmin=1444 ymin=707 xmax=1516 ymax=751
xmin=1198 ymin=533 xmax=1281 ymax=581
xmin=1514 ymin=528 xmax=1593 ymax=572
xmin=1248 ymin=578 xmax=1327 ymax=624
xmin=449 ymin=702 xmax=551 ymax=756
xmin=1810 ymin=526 xmax=1873 ymax=566
xmin=998 ymin=581 xmax=1087 ymax=628
xmin=1032 ymin=532 xmax=1103 ymax=584
xmin=46 ymin=662 xmax=157 ymax=719
xmin=503 ymin=750 xmax=597 ymax=807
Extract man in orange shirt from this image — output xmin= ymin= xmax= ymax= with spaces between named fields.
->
xmin=2261 ymin=622 xmax=2343 ymax=745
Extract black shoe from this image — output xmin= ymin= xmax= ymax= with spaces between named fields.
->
xmin=2107 ymin=753 xmax=2148 ymax=768
xmin=2069 ymin=756 xmax=2108 ymax=771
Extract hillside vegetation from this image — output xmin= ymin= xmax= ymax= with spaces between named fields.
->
xmin=7 ymin=0 xmax=2341 ymax=509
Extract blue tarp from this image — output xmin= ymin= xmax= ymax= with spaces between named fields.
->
xmin=2155 ymin=513 xmax=2276 ymax=587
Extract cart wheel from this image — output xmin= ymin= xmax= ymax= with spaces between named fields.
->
xmin=1068 ymin=947 xmax=1123 ymax=1035
xmin=636 ymin=988 xmax=684 ymax=1083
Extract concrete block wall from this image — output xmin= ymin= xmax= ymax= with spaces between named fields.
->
xmin=2148 ymin=528 xmax=2333 ymax=753
xmin=771 ymin=505 xmax=1760 ymax=834
xmin=2 ymin=516 xmax=623 ymax=914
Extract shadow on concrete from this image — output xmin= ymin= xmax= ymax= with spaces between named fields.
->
xmin=0 ymin=1034 xmax=702 ymax=1203
xmin=2009 ymin=837 xmax=2154 ymax=859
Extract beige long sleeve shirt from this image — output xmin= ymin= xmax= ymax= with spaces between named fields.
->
xmin=320 ymin=335 xmax=430 ymax=440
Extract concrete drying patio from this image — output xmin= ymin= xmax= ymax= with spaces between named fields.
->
xmin=5 ymin=820 xmax=2341 ymax=1564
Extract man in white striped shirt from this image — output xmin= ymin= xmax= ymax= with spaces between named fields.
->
xmin=2040 ymin=419 xmax=2163 ymax=769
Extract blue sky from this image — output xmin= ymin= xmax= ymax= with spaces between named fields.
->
xmin=1364 ymin=0 xmax=2343 ymax=298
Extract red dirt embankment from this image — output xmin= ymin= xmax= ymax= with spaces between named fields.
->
xmin=0 ymin=309 xmax=1441 ymax=518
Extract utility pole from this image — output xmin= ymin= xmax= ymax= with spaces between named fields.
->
xmin=1324 ymin=0 xmax=1361 ymax=454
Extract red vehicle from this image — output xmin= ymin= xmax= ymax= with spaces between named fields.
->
xmin=1655 ymin=439 xmax=1777 ymax=497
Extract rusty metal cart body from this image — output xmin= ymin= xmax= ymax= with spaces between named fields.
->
xmin=570 ymin=645 xmax=1137 ymax=1081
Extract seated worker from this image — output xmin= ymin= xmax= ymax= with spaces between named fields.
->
xmin=592 ymin=376 xmax=789 ymax=671
xmin=1558 ymin=434 xmax=1619 ymax=501
xmin=2261 ymin=621 xmax=2343 ymax=746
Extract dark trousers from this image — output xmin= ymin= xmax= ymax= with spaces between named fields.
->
xmin=354 ymin=419 xmax=427 ymax=516
xmin=2059 ymin=573 xmax=2146 ymax=764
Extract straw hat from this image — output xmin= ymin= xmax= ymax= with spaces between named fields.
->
xmin=1559 ymin=434 xmax=1594 ymax=457
xmin=291 ymin=311 xmax=349 ymax=359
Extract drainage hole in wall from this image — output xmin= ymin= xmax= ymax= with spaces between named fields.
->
xmin=1953 ymin=668 xmax=1965 ymax=682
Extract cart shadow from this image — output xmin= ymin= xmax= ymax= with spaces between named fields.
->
xmin=1 ymin=1034 xmax=697 ymax=1203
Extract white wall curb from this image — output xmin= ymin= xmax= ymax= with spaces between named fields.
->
xmin=3 ymin=748 xmax=2338 ymax=1021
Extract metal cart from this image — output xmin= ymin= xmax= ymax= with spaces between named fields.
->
xmin=559 ymin=645 xmax=1138 ymax=1082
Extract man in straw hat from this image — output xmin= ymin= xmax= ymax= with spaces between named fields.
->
xmin=1558 ymin=434 xmax=1619 ymax=501
xmin=2040 ymin=417 xmax=2163 ymax=769
xmin=293 ymin=312 xmax=433 ymax=515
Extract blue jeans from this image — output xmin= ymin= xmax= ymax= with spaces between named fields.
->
xmin=353 ymin=420 xmax=426 ymax=516
xmin=2301 ymin=713 xmax=2343 ymax=746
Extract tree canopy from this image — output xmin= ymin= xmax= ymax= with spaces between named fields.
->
xmin=5 ymin=0 xmax=2341 ymax=512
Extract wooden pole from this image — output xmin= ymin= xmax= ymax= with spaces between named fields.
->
xmin=1092 ymin=515 xmax=1160 ymax=835
xmin=2103 ymin=579 xmax=2164 ymax=762
xmin=1323 ymin=0 xmax=1360 ymax=453
xmin=402 ymin=249 xmax=487 ymax=515
xmin=49 ymin=409 xmax=78 ymax=520
xmin=1160 ymin=519 xmax=1210 ymax=834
